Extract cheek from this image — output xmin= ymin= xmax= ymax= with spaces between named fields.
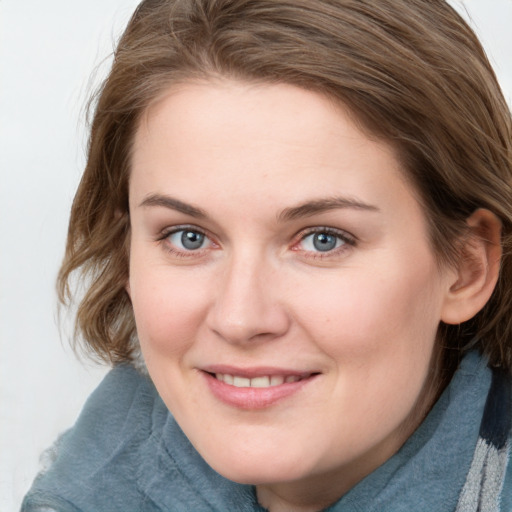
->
xmin=294 ymin=260 xmax=443 ymax=361
xmin=294 ymin=262 xmax=443 ymax=437
xmin=129 ymin=259 xmax=210 ymax=357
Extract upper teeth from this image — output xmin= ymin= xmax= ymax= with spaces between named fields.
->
xmin=215 ymin=374 xmax=301 ymax=388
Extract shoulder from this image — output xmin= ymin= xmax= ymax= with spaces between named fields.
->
xmin=22 ymin=365 xmax=163 ymax=512
xmin=503 ymin=449 xmax=512 ymax=512
xmin=55 ymin=364 xmax=158 ymax=458
xmin=501 ymin=421 xmax=512 ymax=511
xmin=500 ymin=372 xmax=512 ymax=512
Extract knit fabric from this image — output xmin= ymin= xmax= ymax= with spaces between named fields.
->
xmin=455 ymin=368 xmax=511 ymax=512
xmin=22 ymin=352 xmax=511 ymax=512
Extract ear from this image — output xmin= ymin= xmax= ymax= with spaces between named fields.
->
xmin=441 ymin=209 xmax=502 ymax=325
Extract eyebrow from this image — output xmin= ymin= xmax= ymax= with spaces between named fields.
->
xmin=139 ymin=194 xmax=207 ymax=218
xmin=139 ymin=193 xmax=379 ymax=222
xmin=278 ymin=196 xmax=380 ymax=222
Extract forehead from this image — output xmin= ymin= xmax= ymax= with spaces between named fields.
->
xmin=135 ymin=80 xmax=360 ymax=157
xmin=130 ymin=80 xmax=424 ymax=230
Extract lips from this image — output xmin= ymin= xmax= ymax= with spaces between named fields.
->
xmin=200 ymin=366 xmax=319 ymax=409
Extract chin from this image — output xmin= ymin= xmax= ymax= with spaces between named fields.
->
xmin=217 ymin=465 xmax=306 ymax=486
xmin=202 ymin=446 xmax=314 ymax=485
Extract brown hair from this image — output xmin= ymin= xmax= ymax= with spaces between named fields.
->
xmin=58 ymin=0 xmax=512 ymax=372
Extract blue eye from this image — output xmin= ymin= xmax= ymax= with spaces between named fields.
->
xmin=299 ymin=231 xmax=347 ymax=253
xmin=168 ymin=229 xmax=210 ymax=251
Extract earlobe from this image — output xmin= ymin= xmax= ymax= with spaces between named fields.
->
xmin=441 ymin=209 xmax=502 ymax=325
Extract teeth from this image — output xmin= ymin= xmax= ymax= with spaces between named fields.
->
xmin=270 ymin=375 xmax=285 ymax=386
xmin=214 ymin=373 xmax=303 ymax=388
xmin=233 ymin=376 xmax=251 ymax=387
xmin=251 ymin=376 xmax=271 ymax=388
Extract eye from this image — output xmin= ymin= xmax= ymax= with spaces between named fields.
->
xmin=294 ymin=228 xmax=355 ymax=256
xmin=301 ymin=232 xmax=342 ymax=252
xmin=166 ymin=228 xmax=212 ymax=251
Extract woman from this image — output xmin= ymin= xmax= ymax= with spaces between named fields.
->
xmin=23 ymin=0 xmax=512 ymax=510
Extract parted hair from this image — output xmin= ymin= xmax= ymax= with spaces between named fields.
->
xmin=58 ymin=0 xmax=512 ymax=372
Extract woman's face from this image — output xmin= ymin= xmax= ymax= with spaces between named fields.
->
xmin=128 ymin=80 xmax=456 ymax=500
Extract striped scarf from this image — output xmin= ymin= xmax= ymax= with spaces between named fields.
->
xmin=456 ymin=367 xmax=512 ymax=512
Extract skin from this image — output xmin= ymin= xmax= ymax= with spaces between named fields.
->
xmin=126 ymin=80 xmax=490 ymax=512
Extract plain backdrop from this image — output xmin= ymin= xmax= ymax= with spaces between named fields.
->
xmin=1 ymin=1 xmax=511 ymax=510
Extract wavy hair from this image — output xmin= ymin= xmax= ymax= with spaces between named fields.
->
xmin=58 ymin=0 xmax=512 ymax=373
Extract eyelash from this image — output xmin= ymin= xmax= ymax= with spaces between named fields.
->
xmin=156 ymin=225 xmax=356 ymax=259
xmin=157 ymin=225 xmax=214 ymax=259
xmin=291 ymin=227 xmax=356 ymax=259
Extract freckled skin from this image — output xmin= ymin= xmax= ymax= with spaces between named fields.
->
xmin=127 ymin=80 xmax=457 ymax=511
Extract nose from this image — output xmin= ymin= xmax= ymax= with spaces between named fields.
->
xmin=206 ymin=252 xmax=291 ymax=345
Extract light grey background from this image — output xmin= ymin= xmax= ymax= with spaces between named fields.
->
xmin=1 ymin=1 xmax=511 ymax=509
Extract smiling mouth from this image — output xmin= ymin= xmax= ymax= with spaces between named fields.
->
xmin=202 ymin=370 xmax=320 ymax=409
xmin=212 ymin=373 xmax=311 ymax=388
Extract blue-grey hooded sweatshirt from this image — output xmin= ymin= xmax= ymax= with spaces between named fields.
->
xmin=22 ymin=352 xmax=512 ymax=511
